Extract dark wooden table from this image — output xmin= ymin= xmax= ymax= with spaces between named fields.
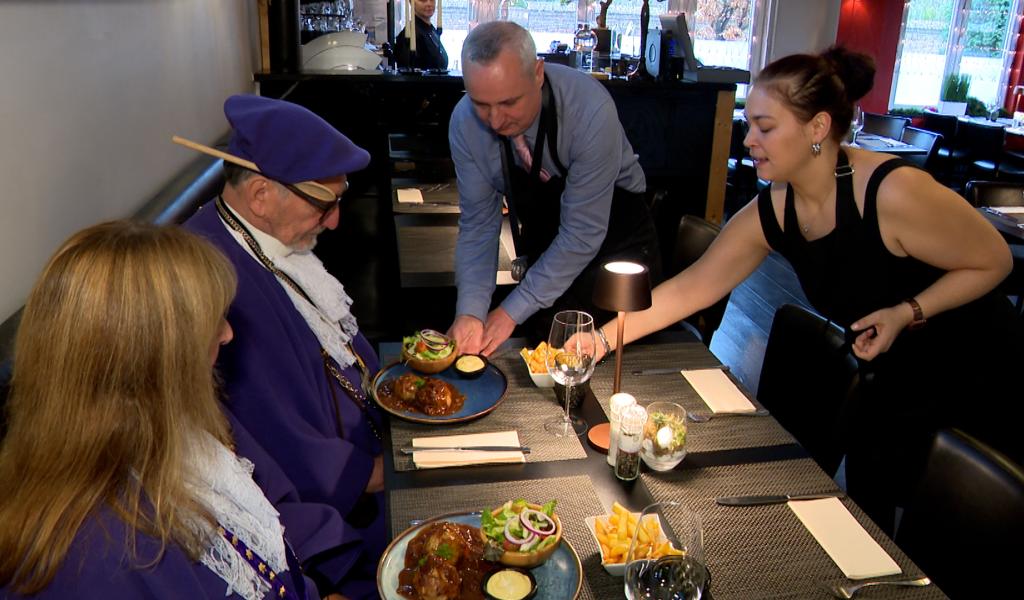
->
xmin=378 ymin=336 xmax=945 ymax=599
xmin=980 ymin=206 xmax=1024 ymax=242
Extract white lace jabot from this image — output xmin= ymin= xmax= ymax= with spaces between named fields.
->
xmin=222 ymin=208 xmax=361 ymax=370
xmin=185 ymin=434 xmax=289 ymax=600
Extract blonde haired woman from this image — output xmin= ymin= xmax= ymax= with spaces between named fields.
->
xmin=0 ymin=221 xmax=317 ymax=599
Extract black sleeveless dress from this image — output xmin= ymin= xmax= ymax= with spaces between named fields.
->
xmin=757 ymin=155 xmax=1024 ymax=532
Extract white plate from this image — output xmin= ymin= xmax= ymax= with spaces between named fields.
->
xmin=303 ymin=46 xmax=380 ymax=71
xmin=584 ymin=513 xmax=673 ymax=576
xmin=301 ymin=30 xmax=368 ymax=61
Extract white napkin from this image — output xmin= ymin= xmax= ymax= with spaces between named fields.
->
xmin=989 ymin=206 xmax=1024 ymax=215
xmin=682 ymin=369 xmax=757 ymax=413
xmin=397 ymin=188 xmax=424 ymax=204
xmin=789 ymin=497 xmax=902 ymax=580
xmin=412 ymin=430 xmax=525 ymax=469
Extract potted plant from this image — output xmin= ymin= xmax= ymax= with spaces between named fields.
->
xmin=939 ymin=73 xmax=971 ymax=115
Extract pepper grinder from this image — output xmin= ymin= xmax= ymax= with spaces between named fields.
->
xmin=607 ymin=393 xmax=637 ymax=467
xmin=615 ymin=405 xmax=647 ymax=481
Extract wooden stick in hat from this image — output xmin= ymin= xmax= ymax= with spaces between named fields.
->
xmin=171 ymin=135 xmax=260 ymax=172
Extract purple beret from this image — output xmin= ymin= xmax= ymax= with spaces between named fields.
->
xmin=224 ymin=95 xmax=370 ymax=184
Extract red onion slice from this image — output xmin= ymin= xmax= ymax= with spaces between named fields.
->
xmin=504 ymin=518 xmax=536 ymax=547
xmin=519 ymin=509 xmax=556 ymax=536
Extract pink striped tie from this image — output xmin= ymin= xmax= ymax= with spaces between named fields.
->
xmin=512 ymin=134 xmax=551 ymax=182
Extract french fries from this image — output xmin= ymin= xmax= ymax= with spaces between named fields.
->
xmin=520 ymin=342 xmax=552 ymax=374
xmin=593 ymin=502 xmax=684 ymax=565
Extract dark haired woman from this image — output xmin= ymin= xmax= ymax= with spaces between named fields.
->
xmin=592 ymin=47 xmax=1023 ymax=533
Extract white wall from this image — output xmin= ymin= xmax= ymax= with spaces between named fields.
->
xmin=765 ymin=0 xmax=840 ymax=62
xmin=0 ymin=0 xmax=260 ymax=322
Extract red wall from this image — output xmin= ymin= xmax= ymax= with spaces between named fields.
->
xmin=835 ymin=0 xmax=905 ymax=113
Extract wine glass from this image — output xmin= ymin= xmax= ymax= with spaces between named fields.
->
xmin=544 ymin=310 xmax=596 ymax=437
xmin=850 ymin=105 xmax=864 ymax=145
xmin=625 ymin=501 xmax=710 ymax=600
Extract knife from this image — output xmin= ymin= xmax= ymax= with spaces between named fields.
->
xmin=631 ymin=365 xmax=729 ymax=376
xmin=715 ymin=492 xmax=845 ymax=506
xmin=400 ymin=446 xmax=530 ymax=455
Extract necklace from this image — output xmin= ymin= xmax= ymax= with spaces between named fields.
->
xmin=215 ymin=197 xmax=382 ymax=441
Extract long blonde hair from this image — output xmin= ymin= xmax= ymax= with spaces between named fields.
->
xmin=0 ymin=221 xmax=237 ymax=594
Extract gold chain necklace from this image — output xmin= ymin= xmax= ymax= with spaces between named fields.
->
xmin=216 ymin=197 xmax=380 ymax=440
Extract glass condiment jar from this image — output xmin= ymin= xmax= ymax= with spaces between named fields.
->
xmin=607 ymin=393 xmax=637 ymax=467
xmin=615 ymin=404 xmax=647 ymax=481
xmin=640 ymin=401 xmax=688 ymax=471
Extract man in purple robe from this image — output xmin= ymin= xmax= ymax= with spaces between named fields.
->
xmin=181 ymin=95 xmax=385 ymax=600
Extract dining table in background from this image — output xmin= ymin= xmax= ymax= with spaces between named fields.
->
xmin=377 ymin=333 xmax=947 ymax=599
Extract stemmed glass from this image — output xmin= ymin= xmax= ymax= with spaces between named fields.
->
xmin=544 ymin=310 xmax=596 ymax=437
xmin=850 ymin=105 xmax=864 ymax=145
xmin=625 ymin=501 xmax=710 ymax=600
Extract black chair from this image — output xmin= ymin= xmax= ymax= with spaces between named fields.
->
xmin=669 ymin=215 xmax=731 ymax=346
xmin=961 ymin=120 xmax=1006 ymax=183
xmin=922 ymin=112 xmax=962 ymax=182
xmin=963 ymin=180 xmax=1024 ymax=313
xmin=900 ymin=126 xmax=942 ymax=172
xmin=863 ymin=112 xmax=910 ymax=140
xmin=895 ymin=429 xmax=1024 ymax=600
xmin=757 ymin=304 xmax=858 ymax=477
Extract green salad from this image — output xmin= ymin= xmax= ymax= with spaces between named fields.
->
xmin=481 ymin=499 xmax=559 ymax=561
xmin=403 ymin=329 xmax=455 ymax=360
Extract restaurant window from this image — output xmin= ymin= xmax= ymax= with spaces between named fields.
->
xmin=421 ymin=0 xmax=760 ymax=90
xmin=891 ymin=0 xmax=1023 ymax=109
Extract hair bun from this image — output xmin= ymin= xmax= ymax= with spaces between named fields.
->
xmin=822 ymin=46 xmax=876 ymax=102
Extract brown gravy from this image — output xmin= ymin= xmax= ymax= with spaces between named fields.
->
xmin=378 ymin=374 xmax=466 ymax=416
xmin=397 ymin=521 xmax=499 ymax=600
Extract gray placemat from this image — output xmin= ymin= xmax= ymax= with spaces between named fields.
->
xmin=642 ymin=460 xmax=947 ymax=599
xmin=590 ymin=343 xmax=796 ymax=452
xmin=388 ymin=475 xmax=621 ymax=600
xmin=388 ymin=355 xmax=587 ymax=471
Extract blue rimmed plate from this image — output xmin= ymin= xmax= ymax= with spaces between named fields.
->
xmin=370 ymin=361 xmax=508 ymax=424
xmin=376 ymin=512 xmax=582 ymax=599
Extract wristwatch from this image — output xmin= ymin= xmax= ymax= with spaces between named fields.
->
xmin=905 ymin=297 xmax=927 ymax=330
xmin=596 ymin=326 xmax=613 ymax=360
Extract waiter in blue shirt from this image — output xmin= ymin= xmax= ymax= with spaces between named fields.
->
xmin=447 ymin=21 xmax=660 ymax=355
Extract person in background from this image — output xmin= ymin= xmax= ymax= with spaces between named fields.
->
xmin=0 ymin=221 xmax=318 ymax=599
xmin=593 ymin=46 xmax=1024 ymax=534
xmin=394 ymin=0 xmax=448 ymax=70
xmin=448 ymin=21 xmax=659 ymax=356
xmin=182 ymin=95 xmax=384 ymax=600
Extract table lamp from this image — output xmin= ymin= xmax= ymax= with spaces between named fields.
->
xmin=593 ymin=260 xmax=652 ymax=394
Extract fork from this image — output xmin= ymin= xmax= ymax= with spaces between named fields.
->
xmin=687 ymin=409 xmax=769 ymax=423
xmin=830 ymin=576 xmax=931 ymax=598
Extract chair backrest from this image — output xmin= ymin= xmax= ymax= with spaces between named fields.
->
xmin=670 ymin=215 xmax=729 ymax=345
xmin=895 ymin=429 xmax=1024 ymax=599
xmin=863 ymin=112 xmax=910 ymax=140
xmin=921 ymin=111 xmax=959 ymax=143
xmin=900 ymin=126 xmax=942 ymax=170
xmin=757 ymin=304 xmax=857 ymax=476
xmin=963 ymin=179 xmax=1024 ymax=207
xmin=960 ymin=120 xmax=1005 ymax=163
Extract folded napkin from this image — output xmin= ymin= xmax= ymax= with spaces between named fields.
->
xmin=789 ymin=497 xmax=901 ymax=580
xmin=989 ymin=206 xmax=1024 ymax=215
xmin=412 ymin=430 xmax=525 ymax=469
xmin=682 ymin=369 xmax=756 ymax=413
xmin=396 ymin=188 xmax=424 ymax=204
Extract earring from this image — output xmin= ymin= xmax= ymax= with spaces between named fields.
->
xmin=811 ymin=142 xmax=822 ymax=157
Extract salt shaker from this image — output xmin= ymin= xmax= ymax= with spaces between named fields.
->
xmin=607 ymin=393 xmax=637 ymax=467
xmin=615 ymin=405 xmax=647 ymax=481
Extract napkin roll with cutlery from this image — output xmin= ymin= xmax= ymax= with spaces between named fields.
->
xmin=410 ymin=430 xmax=526 ymax=469
xmin=682 ymin=368 xmax=758 ymax=413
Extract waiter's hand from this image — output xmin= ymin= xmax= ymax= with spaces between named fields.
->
xmin=449 ymin=314 xmax=485 ymax=355
xmin=481 ymin=307 xmax=517 ymax=356
xmin=850 ymin=303 xmax=912 ymax=361
xmin=365 ymin=455 xmax=384 ymax=494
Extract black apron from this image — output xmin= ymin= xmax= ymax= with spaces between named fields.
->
xmin=499 ymin=79 xmax=660 ymax=337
